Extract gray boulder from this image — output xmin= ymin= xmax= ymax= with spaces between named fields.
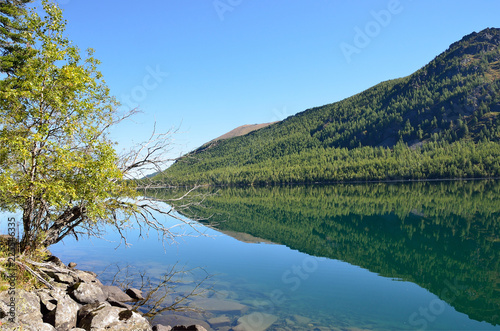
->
xmin=208 ymin=315 xmax=231 ymax=328
xmin=77 ymin=301 xmax=111 ymax=324
xmin=0 ymin=290 xmax=57 ymax=331
xmin=37 ymin=290 xmax=57 ymax=312
xmin=46 ymin=289 xmax=81 ymax=330
xmin=34 ymin=323 xmax=57 ymax=331
xmin=189 ymin=297 xmax=248 ymax=314
xmin=233 ymin=312 xmax=278 ymax=331
xmin=153 ymin=325 xmax=173 ymax=331
xmin=0 ymin=294 xmax=14 ymax=321
xmin=0 ymin=322 xmax=56 ymax=331
xmin=1 ymin=290 xmax=43 ymax=324
xmin=72 ymin=270 xmax=100 ymax=284
xmin=102 ymin=285 xmax=133 ymax=302
xmin=78 ymin=306 xmax=152 ymax=331
xmin=53 ymin=272 xmax=76 ymax=285
xmin=70 ymin=282 xmax=107 ymax=304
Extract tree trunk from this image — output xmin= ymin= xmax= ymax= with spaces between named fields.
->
xmin=20 ymin=200 xmax=35 ymax=253
xmin=41 ymin=206 xmax=86 ymax=247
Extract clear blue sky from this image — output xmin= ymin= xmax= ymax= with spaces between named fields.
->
xmin=30 ymin=0 xmax=500 ymax=156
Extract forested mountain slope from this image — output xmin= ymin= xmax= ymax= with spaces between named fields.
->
xmin=156 ymin=28 xmax=500 ymax=185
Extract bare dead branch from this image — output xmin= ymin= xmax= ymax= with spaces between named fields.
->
xmin=119 ymin=123 xmax=183 ymax=180
xmin=13 ymin=259 xmax=55 ymax=290
xmin=102 ymin=263 xmax=212 ymax=317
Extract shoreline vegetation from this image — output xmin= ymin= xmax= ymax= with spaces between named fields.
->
xmin=138 ymin=175 xmax=500 ymax=189
xmin=153 ymin=138 xmax=500 ymax=187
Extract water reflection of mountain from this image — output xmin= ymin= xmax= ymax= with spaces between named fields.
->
xmin=161 ymin=180 xmax=500 ymax=326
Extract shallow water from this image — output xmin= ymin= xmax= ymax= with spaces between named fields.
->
xmin=49 ymin=181 xmax=500 ymax=330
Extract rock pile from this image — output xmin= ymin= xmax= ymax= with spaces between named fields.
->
xmin=0 ymin=256 xmax=207 ymax=331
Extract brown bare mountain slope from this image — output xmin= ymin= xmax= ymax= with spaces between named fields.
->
xmin=211 ymin=122 xmax=277 ymax=142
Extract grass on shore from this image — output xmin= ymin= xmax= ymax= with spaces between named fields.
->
xmin=0 ymin=235 xmax=51 ymax=292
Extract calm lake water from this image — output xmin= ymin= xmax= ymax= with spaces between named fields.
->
xmin=49 ymin=181 xmax=500 ymax=330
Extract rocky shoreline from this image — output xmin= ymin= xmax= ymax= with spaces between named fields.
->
xmin=0 ymin=255 xmax=207 ymax=331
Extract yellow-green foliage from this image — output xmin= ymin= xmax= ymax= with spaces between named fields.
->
xmin=0 ymin=0 xmax=139 ymax=249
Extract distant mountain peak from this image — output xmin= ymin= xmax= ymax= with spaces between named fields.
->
xmin=443 ymin=27 xmax=500 ymax=60
xmin=454 ymin=27 xmax=500 ymax=48
xmin=194 ymin=122 xmax=277 ymax=154
xmin=211 ymin=122 xmax=277 ymax=142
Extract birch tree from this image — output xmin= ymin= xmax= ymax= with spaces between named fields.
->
xmin=0 ymin=0 xmax=188 ymax=253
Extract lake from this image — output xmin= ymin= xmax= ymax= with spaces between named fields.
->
xmin=50 ymin=180 xmax=500 ymax=330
